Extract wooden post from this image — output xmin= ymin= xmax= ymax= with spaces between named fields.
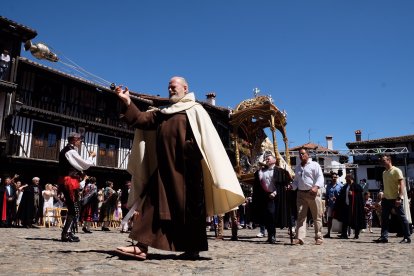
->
xmin=270 ymin=115 xmax=279 ymax=164
xmin=233 ymin=129 xmax=241 ymax=174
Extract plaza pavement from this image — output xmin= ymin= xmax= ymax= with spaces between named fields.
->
xmin=0 ymin=225 xmax=413 ymax=275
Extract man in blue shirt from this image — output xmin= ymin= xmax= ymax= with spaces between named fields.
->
xmin=324 ymin=172 xmax=343 ymax=238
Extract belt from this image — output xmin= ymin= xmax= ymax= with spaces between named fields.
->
xmin=298 ymin=189 xmax=311 ymax=192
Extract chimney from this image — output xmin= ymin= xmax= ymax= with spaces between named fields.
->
xmin=206 ymin=92 xmax=216 ymax=106
xmin=326 ymin=135 xmax=333 ymax=150
xmin=355 ymin=130 xmax=362 ymax=142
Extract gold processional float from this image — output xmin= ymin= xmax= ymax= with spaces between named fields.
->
xmin=229 ymin=92 xmax=294 ymax=186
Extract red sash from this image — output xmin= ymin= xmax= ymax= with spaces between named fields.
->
xmin=1 ymin=192 xmax=6 ymax=221
xmin=58 ymin=176 xmax=80 ymax=202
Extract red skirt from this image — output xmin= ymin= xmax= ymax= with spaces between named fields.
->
xmin=58 ymin=176 xmax=80 ymax=202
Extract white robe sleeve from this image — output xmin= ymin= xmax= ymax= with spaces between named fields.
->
xmin=65 ymin=149 xmax=95 ymax=172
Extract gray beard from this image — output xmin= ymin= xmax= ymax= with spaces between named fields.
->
xmin=169 ymin=94 xmax=185 ymax=103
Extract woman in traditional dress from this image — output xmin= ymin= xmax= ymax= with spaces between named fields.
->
xmin=80 ymin=177 xmax=98 ymax=233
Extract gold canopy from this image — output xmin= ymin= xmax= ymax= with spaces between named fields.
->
xmin=229 ymin=95 xmax=291 ymax=184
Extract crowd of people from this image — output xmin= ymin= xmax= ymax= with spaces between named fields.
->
xmin=206 ymin=150 xmax=413 ymax=246
xmin=0 ymin=148 xmax=412 ymax=260
xmin=0 ymin=173 xmax=131 ymax=234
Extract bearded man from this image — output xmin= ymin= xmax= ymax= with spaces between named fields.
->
xmin=115 ymin=76 xmax=244 ymax=260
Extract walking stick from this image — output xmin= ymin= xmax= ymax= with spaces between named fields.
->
xmin=287 ymin=189 xmax=293 ymax=244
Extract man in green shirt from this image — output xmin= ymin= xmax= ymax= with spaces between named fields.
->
xmin=374 ymin=154 xmax=411 ymax=243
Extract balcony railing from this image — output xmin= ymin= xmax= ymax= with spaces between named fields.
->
xmin=18 ymin=89 xmax=126 ymax=128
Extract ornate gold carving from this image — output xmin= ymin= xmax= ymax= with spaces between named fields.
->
xmin=230 ymin=93 xmax=292 ymax=184
xmin=234 ymin=95 xmax=274 ymax=112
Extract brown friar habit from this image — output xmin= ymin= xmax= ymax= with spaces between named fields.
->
xmin=123 ymin=93 xmax=244 ymax=252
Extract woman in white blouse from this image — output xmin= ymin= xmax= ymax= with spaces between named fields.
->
xmin=42 ymin=184 xmax=57 ymax=226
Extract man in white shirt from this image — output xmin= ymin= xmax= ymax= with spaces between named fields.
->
xmin=291 ymin=147 xmax=324 ymax=245
xmin=58 ymin=132 xmax=96 ymax=242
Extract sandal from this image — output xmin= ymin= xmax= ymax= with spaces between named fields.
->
xmin=115 ymin=242 xmax=148 ymax=261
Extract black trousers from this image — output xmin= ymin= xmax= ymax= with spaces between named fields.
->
xmin=264 ymin=198 xmax=277 ymax=238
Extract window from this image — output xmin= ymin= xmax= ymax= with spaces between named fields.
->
xmin=30 ymin=122 xmax=61 ymax=160
xmin=367 ymin=167 xmax=384 ymax=181
xmin=318 ymin=157 xmax=324 ymax=166
xmin=8 ymin=134 xmax=21 ymax=156
xmin=367 ymin=168 xmax=376 ymax=180
xmin=121 ymin=138 xmax=132 ymax=149
xmin=97 ymin=135 xmax=119 ymax=167
xmin=33 ymin=75 xmax=62 ymax=112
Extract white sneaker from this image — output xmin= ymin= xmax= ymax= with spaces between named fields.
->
xmin=256 ymin=232 xmax=264 ymax=238
xmin=120 ymin=222 xmax=129 ymax=233
xmin=361 ymin=229 xmax=366 ymax=233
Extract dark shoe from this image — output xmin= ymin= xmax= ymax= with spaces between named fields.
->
xmin=400 ymin=238 xmax=411 ymax=244
xmin=323 ymin=233 xmax=331 ymax=239
xmin=373 ymin=237 xmax=388 ymax=243
xmin=354 ymin=235 xmax=359 ymax=239
xmin=179 ymin=251 xmax=200 ymax=260
xmin=267 ymin=237 xmax=277 ymax=244
xmin=70 ymin=232 xmax=80 ymax=241
xmin=102 ymin=227 xmax=110 ymax=231
xmin=338 ymin=235 xmax=348 ymax=239
xmin=230 ymin=236 xmax=238 ymax=241
xmin=61 ymin=235 xmax=80 ymax=242
xmin=82 ymin=227 xmax=92 ymax=234
xmin=71 ymin=235 xmax=80 ymax=242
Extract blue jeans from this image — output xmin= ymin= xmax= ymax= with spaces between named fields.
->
xmin=381 ymin=198 xmax=410 ymax=239
xmin=260 ymin=225 xmax=265 ymax=234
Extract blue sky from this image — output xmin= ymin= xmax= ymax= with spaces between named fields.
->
xmin=3 ymin=1 xmax=414 ymax=150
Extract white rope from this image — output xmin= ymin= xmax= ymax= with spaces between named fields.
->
xmin=50 ymin=46 xmax=113 ymax=87
xmin=60 ymin=54 xmax=112 ymax=85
